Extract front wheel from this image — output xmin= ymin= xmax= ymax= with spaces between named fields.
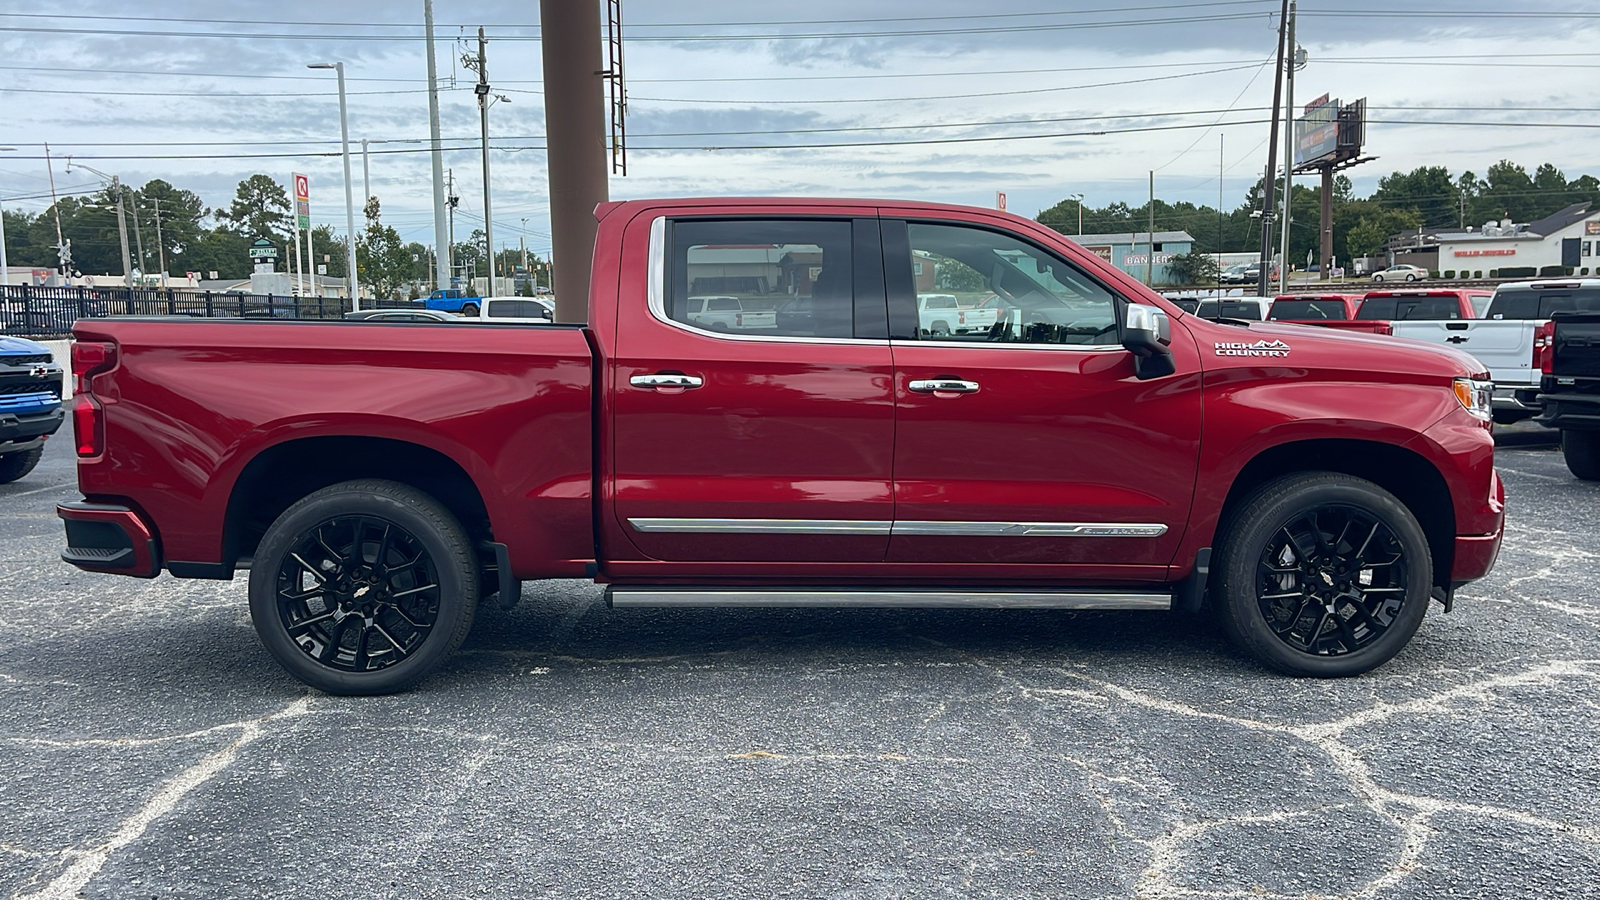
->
xmin=1371 ymin=275 xmax=1384 ymax=282
xmin=0 ymin=446 xmax=44 ymax=484
xmin=1563 ymin=430 xmax=1600 ymax=481
xmin=248 ymin=479 xmax=479 ymax=695
xmin=1213 ymin=472 xmax=1432 ymax=677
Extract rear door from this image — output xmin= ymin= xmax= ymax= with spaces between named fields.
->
xmin=880 ymin=214 xmax=1202 ymax=575
xmin=611 ymin=212 xmax=897 ymax=562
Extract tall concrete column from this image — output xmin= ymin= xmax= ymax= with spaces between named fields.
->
xmin=541 ymin=0 xmax=609 ymax=323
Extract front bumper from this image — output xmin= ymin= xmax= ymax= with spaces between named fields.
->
xmin=1450 ymin=469 xmax=1505 ymax=585
xmin=1536 ymin=395 xmax=1600 ymax=432
xmin=0 ymin=406 xmax=65 ymax=447
xmin=57 ymin=501 xmax=161 ymax=578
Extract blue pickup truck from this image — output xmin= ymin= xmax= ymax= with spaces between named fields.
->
xmin=0 ymin=336 xmax=65 ymax=483
xmin=422 ymin=289 xmax=480 ymax=316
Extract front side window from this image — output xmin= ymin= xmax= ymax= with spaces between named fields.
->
xmin=900 ymin=222 xmax=1120 ymax=345
xmin=666 ymin=219 xmax=853 ymax=338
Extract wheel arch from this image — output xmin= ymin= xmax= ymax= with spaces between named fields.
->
xmin=1215 ymin=439 xmax=1455 ymax=589
xmin=222 ymin=435 xmax=493 ymax=571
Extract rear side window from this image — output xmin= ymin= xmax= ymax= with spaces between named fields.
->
xmin=486 ymin=300 xmax=549 ymax=318
xmin=667 ymin=219 xmax=854 ymax=338
xmin=1469 ymin=293 xmax=1493 ymax=317
xmin=1270 ymin=300 xmax=1350 ymax=320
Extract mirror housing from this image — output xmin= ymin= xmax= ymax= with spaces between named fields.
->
xmin=1122 ymin=303 xmax=1175 ymax=380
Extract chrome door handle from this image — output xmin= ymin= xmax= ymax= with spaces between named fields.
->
xmin=630 ymin=373 xmax=704 ymax=390
xmin=908 ymin=379 xmax=980 ymax=394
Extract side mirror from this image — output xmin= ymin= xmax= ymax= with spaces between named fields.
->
xmin=1122 ymin=304 xmax=1175 ymax=380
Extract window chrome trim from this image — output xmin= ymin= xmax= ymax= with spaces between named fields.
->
xmin=628 ymin=517 xmax=1166 ymax=537
xmin=629 ymin=518 xmax=893 ymax=535
xmin=645 ymin=214 xmax=886 ymax=346
xmin=892 ymin=339 xmax=1124 ymax=352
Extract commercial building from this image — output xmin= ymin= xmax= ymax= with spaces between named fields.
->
xmin=1065 ymin=230 xmax=1196 ymax=285
xmin=1386 ymin=201 xmax=1600 ymax=275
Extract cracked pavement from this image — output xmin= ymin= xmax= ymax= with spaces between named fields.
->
xmin=2 ymin=426 xmax=1596 ymax=899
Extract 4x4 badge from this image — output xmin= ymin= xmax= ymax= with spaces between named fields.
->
xmin=1214 ymin=339 xmax=1291 ymax=358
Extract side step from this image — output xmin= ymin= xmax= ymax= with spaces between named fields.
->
xmin=605 ymin=587 xmax=1171 ymax=610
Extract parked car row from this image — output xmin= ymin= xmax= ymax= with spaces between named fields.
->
xmin=345 ymin=297 xmax=555 ymax=324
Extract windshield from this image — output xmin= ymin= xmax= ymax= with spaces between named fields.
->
xmin=1486 ymin=287 xmax=1600 ymax=319
xmin=1270 ymin=299 xmax=1350 ymax=320
xmin=1356 ymin=296 xmax=1465 ymax=320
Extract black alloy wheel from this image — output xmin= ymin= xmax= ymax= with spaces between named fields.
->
xmin=1214 ymin=472 xmax=1432 ymax=677
xmin=249 ymin=479 xmax=478 ymax=695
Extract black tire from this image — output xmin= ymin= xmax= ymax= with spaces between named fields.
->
xmin=1563 ymin=430 xmax=1600 ymax=481
xmin=930 ymin=320 xmax=951 ymax=335
xmin=248 ymin=479 xmax=478 ymax=695
xmin=1372 ymin=275 xmax=1384 ymax=283
xmin=1213 ymin=472 xmax=1432 ymax=677
xmin=0 ymin=446 xmax=44 ymax=485
xmin=460 ymin=303 xmax=479 ymax=317
xmin=1405 ymin=274 xmax=1417 ymax=282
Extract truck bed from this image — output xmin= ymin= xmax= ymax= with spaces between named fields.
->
xmin=69 ymin=317 xmax=596 ymax=577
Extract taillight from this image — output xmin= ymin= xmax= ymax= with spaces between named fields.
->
xmin=736 ymin=312 xmax=743 ymax=327
xmin=1378 ymin=324 xmax=1393 ymax=335
xmin=72 ymin=341 xmax=115 ymax=395
xmin=74 ymin=395 xmax=103 ymax=457
xmin=1534 ymin=321 xmax=1556 ymax=374
xmin=71 ymin=341 xmax=116 ymax=458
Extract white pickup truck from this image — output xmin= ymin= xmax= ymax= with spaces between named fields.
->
xmin=917 ymin=293 xmax=998 ymax=336
xmin=685 ymin=295 xmax=777 ymax=332
xmin=1391 ymin=279 xmax=1600 ymax=423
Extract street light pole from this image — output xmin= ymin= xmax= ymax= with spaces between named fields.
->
xmin=1071 ymin=192 xmax=1085 ymax=235
xmin=0 ymin=147 xmax=14 ymax=286
xmin=309 ymin=62 xmax=361 ymax=308
xmin=474 ymin=27 xmax=497 ymax=290
xmin=65 ymin=159 xmax=133 ymax=289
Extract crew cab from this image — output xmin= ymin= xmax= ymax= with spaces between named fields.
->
xmin=1267 ymin=294 xmax=1364 ymax=325
xmin=0 ymin=336 xmax=65 ymax=483
xmin=1536 ymin=311 xmax=1600 ymax=480
xmin=59 ymin=198 xmax=1505 ymax=694
xmin=1390 ymin=279 xmax=1600 ymax=423
xmin=1305 ymin=289 xmax=1494 ymax=335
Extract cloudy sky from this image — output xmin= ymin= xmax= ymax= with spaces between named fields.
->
xmin=1 ymin=1 xmax=1595 ymax=259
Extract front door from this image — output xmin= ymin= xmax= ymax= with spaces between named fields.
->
xmin=881 ymin=216 xmax=1202 ymax=576
xmin=611 ymin=213 xmax=896 ymax=562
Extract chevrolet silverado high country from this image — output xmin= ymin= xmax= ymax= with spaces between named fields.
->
xmin=59 ymin=198 xmax=1504 ymax=694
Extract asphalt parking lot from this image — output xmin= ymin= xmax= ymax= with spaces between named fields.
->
xmin=2 ymin=425 xmax=1596 ymax=899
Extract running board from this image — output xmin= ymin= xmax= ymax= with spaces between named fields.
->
xmin=605 ymin=587 xmax=1171 ymax=610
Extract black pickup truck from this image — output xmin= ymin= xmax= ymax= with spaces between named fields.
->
xmin=1537 ymin=311 xmax=1600 ymax=480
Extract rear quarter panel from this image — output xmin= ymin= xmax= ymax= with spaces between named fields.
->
xmin=72 ymin=319 xmax=594 ymax=576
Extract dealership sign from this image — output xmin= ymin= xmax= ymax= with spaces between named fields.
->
xmin=1453 ymin=249 xmax=1516 ymax=257
xmin=1124 ymin=253 xmax=1175 ymax=266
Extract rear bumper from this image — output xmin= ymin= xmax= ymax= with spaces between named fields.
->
xmin=1450 ymin=470 xmax=1505 ymax=585
xmin=1536 ymin=395 xmax=1600 ymax=431
xmin=1492 ymin=385 xmax=1541 ymax=412
xmin=57 ymin=501 xmax=161 ymax=578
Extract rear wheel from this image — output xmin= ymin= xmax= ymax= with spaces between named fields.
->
xmin=248 ymin=479 xmax=478 ymax=695
xmin=1214 ymin=472 xmax=1432 ymax=677
xmin=0 ymin=446 xmax=44 ymax=484
xmin=460 ymin=303 xmax=479 ymax=317
xmin=1563 ymin=430 xmax=1600 ymax=481
xmin=1405 ymin=274 xmax=1417 ymax=282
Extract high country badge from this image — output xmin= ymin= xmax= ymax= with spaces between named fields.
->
xmin=1214 ymin=339 xmax=1291 ymax=358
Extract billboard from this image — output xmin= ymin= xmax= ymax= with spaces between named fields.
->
xmin=1295 ymin=94 xmax=1339 ymax=167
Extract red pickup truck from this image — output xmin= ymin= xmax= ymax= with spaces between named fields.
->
xmin=1291 ymin=289 xmax=1494 ymax=336
xmin=60 ymin=198 xmax=1505 ymax=694
xmin=1267 ymin=294 xmax=1365 ymax=325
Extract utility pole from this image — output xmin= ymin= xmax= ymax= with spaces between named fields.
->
xmin=362 ymin=138 xmax=371 ymax=203
xmin=1147 ymin=171 xmax=1155 ymax=286
xmin=1257 ymin=0 xmax=1290 ymax=298
xmin=150 ymin=197 xmax=166 ymax=284
xmin=473 ymin=27 xmax=497 ymax=287
xmin=521 ymin=216 xmax=528 ymax=271
xmin=44 ymin=143 xmax=69 ymax=278
xmin=446 ymin=168 xmax=458 ymax=285
xmin=541 ymin=0 xmax=610 ymax=322
xmin=1218 ymin=134 xmax=1224 ymax=281
xmin=110 ymin=177 xmax=133 ymax=289
xmin=129 ymin=188 xmax=148 ymax=277
xmin=424 ymin=0 xmax=450 ymax=292
xmin=1278 ymin=0 xmax=1298 ymax=293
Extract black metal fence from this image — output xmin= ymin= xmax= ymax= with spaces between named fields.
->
xmin=0 ymin=285 xmax=428 ymax=337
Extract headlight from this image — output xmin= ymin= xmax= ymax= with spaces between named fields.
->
xmin=1452 ymin=377 xmax=1493 ymax=421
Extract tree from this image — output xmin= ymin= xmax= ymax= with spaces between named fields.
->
xmin=221 ymin=175 xmax=291 ymax=243
xmin=1346 ymin=208 xmax=1422 ymax=258
xmin=136 ymin=179 xmax=207 ymax=275
xmin=1167 ymin=251 xmax=1220 ymax=286
xmin=309 ymin=224 xmax=348 ymax=278
xmin=1371 ymin=166 xmax=1458 ymax=229
xmin=355 ymin=197 xmax=418 ymax=300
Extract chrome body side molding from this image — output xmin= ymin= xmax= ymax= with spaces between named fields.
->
xmin=627 ymin=518 xmax=1167 ymax=538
